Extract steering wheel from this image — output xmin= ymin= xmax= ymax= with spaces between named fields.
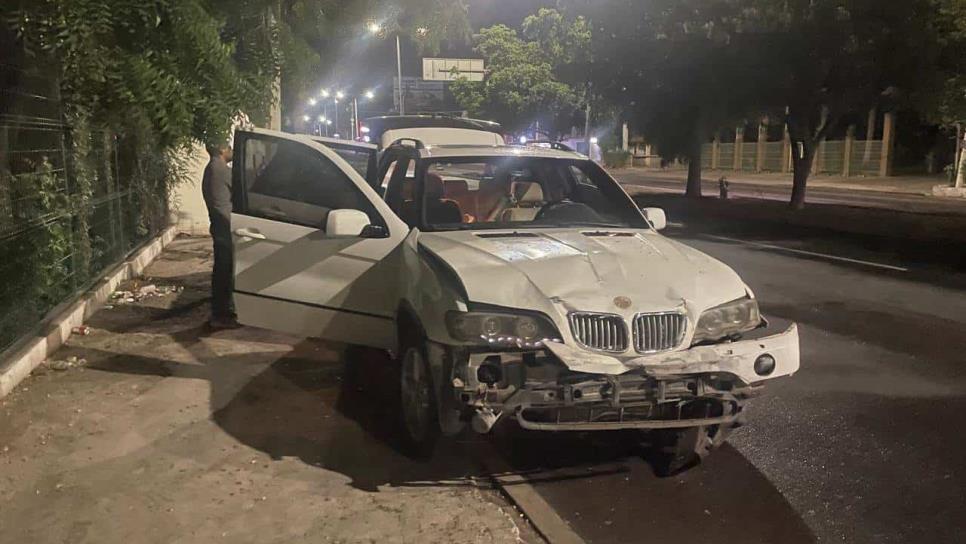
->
xmin=533 ymin=199 xmax=575 ymax=221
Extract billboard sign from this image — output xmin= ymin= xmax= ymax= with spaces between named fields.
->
xmin=422 ymin=58 xmax=485 ymax=82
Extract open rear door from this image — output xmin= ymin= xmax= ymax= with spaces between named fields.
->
xmin=310 ymin=136 xmax=378 ymax=189
xmin=230 ymin=129 xmax=407 ymax=349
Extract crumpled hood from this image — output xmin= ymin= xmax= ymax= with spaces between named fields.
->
xmin=417 ymin=229 xmax=748 ymax=320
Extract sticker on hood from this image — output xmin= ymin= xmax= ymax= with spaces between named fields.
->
xmin=484 ymin=237 xmax=583 ymax=262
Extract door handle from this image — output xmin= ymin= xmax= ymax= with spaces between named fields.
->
xmin=234 ymin=228 xmax=266 ymax=240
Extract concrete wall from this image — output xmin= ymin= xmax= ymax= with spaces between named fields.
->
xmin=169 ymin=142 xmax=210 ymax=235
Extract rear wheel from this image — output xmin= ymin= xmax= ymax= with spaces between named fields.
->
xmin=399 ymin=342 xmax=440 ymax=458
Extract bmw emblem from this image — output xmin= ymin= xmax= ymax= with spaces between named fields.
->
xmin=613 ymin=296 xmax=632 ymax=309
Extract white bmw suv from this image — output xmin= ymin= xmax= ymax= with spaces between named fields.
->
xmin=229 ymin=120 xmax=799 ymax=474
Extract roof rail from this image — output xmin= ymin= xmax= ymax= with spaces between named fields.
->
xmin=389 ymin=137 xmax=426 ymax=150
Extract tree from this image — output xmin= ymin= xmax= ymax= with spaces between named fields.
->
xmin=450 ymin=9 xmax=588 ymax=134
xmin=587 ymin=0 xmax=946 ymax=207
xmin=740 ymin=0 xmax=945 ymax=208
xmin=590 ymin=0 xmax=765 ymax=197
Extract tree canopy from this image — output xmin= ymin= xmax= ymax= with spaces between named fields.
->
xmin=450 ymin=8 xmax=589 ymax=134
xmin=3 ymin=0 xmax=471 ymax=149
xmin=587 ymin=0 xmax=953 ymax=206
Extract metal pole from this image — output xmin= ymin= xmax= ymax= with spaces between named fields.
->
xmin=334 ymin=100 xmax=339 ymax=137
xmin=396 ymin=34 xmax=404 ymax=115
xmin=353 ymin=98 xmax=359 ymax=140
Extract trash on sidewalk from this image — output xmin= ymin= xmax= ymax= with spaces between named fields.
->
xmin=71 ymin=326 xmax=91 ymax=336
xmin=108 ymin=281 xmax=183 ymax=305
xmin=45 ymin=356 xmax=87 ymax=372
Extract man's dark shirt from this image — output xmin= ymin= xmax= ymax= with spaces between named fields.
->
xmin=202 ymin=155 xmax=232 ymax=219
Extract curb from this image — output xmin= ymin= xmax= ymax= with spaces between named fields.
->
xmin=0 ymin=226 xmax=178 ymax=399
xmin=479 ymin=442 xmax=586 ymax=544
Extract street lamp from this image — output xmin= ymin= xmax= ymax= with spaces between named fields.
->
xmin=320 ymin=89 xmax=330 ymax=98
xmin=308 ymin=98 xmax=317 ymax=106
xmin=351 ymin=90 xmax=376 ymax=140
xmin=368 ymin=22 xmax=408 ymax=115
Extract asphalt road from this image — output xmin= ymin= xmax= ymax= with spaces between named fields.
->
xmin=4 ymin=221 xmax=965 ymax=543
xmin=614 ymin=171 xmax=966 ymax=216
xmin=487 ymin=222 xmax=966 ymax=544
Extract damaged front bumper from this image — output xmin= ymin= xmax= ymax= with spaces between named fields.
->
xmin=433 ymin=320 xmax=799 ymax=433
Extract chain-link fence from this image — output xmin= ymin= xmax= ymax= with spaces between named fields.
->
xmin=0 ymin=63 xmax=169 ymax=353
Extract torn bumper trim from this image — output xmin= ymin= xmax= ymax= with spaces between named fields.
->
xmin=544 ymin=322 xmax=800 ymax=385
xmin=516 ymin=411 xmax=740 ymax=431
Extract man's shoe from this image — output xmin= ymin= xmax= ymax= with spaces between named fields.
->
xmin=208 ymin=316 xmax=242 ymax=330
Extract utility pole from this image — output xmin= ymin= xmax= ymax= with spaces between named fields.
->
xmin=956 ymin=123 xmax=965 ymax=188
xmin=396 ymin=35 xmax=405 ymax=115
xmin=352 ymin=98 xmax=359 ymax=140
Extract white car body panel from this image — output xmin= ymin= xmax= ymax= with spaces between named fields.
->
xmin=381 ymin=127 xmax=505 ymax=148
xmin=230 ymin=125 xmax=800 ymax=438
xmin=415 ymin=228 xmax=749 ymax=350
xmin=231 ymin=129 xmax=406 ymax=349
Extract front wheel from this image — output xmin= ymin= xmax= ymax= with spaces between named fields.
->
xmin=398 ymin=343 xmax=440 ymax=458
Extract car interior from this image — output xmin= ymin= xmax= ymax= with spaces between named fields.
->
xmin=384 ymin=157 xmax=639 ymax=230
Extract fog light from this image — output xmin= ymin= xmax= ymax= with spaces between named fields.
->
xmin=477 ymin=357 xmax=503 ymax=386
xmin=754 ymin=354 xmax=776 ymax=376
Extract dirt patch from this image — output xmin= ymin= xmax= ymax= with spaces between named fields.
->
xmin=0 ymin=235 xmax=539 ymax=544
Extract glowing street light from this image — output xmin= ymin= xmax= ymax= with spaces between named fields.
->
xmin=302 ymin=115 xmax=310 ymax=122
xmin=320 ymin=89 xmax=330 ymax=98
xmin=336 ymin=91 xmax=345 ymax=99
xmin=308 ymin=98 xmax=317 ymax=106
xmin=367 ymin=21 xmax=383 ymax=34
xmin=317 ymin=115 xmax=326 ymax=122
xmin=365 ymin=90 xmax=375 ymax=99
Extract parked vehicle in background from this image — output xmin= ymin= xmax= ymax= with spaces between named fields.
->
xmin=363 ymin=115 xmax=504 ymax=150
xmin=227 ymin=119 xmax=799 ymax=474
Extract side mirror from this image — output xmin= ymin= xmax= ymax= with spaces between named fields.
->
xmin=326 ymin=209 xmax=371 ymax=236
xmin=642 ymin=207 xmax=667 ymax=231
xmin=360 ymin=224 xmax=389 ymax=238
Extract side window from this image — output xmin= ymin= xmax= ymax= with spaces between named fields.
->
xmin=569 ymin=165 xmax=595 ymax=187
xmin=330 ymin=147 xmax=372 ymax=179
xmin=240 ymin=137 xmax=380 ymax=230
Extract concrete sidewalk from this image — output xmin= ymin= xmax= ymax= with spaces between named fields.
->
xmin=620 ymin=166 xmax=947 ymax=196
xmin=0 ymin=236 xmax=536 ymax=544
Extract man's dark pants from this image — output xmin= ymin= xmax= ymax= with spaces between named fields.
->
xmin=208 ymin=210 xmax=234 ymax=319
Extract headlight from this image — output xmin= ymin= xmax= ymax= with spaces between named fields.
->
xmin=692 ymin=297 xmax=761 ymax=343
xmin=446 ymin=311 xmax=561 ymax=348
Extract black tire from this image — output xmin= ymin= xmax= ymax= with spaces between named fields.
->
xmin=647 ymin=419 xmax=740 ymax=476
xmin=397 ymin=340 xmax=440 ymax=459
xmin=649 ymin=426 xmax=711 ymax=476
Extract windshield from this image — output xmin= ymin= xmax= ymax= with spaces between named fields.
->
xmin=413 ymin=157 xmax=647 ymax=231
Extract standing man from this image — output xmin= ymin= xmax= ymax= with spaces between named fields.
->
xmin=202 ymin=142 xmax=240 ymax=329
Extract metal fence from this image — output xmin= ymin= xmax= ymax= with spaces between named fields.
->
xmin=698 ymin=137 xmax=884 ymax=176
xmin=0 ymin=64 xmax=166 ymax=353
